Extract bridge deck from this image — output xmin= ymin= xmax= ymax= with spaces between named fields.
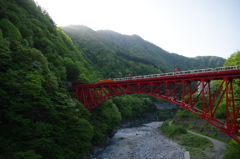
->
xmin=73 ymin=69 xmax=240 ymax=88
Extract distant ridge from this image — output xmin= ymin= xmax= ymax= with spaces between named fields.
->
xmin=97 ymin=30 xmax=225 ymax=72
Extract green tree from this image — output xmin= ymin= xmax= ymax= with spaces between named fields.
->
xmin=0 ymin=18 xmax=22 ymax=41
xmin=91 ymin=100 xmax=121 ymax=144
xmin=63 ymin=57 xmax=80 ymax=81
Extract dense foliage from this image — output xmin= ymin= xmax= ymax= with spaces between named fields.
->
xmin=112 ymin=95 xmax=156 ymax=121
xmin=0 ymin=1 xmax=160 ymax=157
xmin=0 ymin=0 xmax=98 ymax=158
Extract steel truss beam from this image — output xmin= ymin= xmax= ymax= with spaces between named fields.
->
xmin=73 ymin=70 xmax=240 ymax=143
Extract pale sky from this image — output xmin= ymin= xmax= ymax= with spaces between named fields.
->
xmin=34 ymin=0 xmax=240 ymax=59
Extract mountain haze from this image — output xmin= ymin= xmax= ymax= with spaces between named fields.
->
xmin=62 ymin=25 xmax=162 ymax=79
xmin=97 ymin=30 xmax=225 ymax=72
xmin=61 ymin=25 xmax=225 ymax=80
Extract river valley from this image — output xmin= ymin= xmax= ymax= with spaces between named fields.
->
xmin=94 ymin=122 xmax=185 ymax=159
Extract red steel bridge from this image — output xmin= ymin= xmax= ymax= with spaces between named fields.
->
xmin=72 ymin=66 xmax=240 ymax=143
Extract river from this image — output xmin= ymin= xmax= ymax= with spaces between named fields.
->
xmin=94 ymin=121 xmax=185 ymax=159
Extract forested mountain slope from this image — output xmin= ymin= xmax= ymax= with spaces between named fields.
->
xmin=0 ymin=1 xmax=162 ymax=158
xmin=97 ymin=30 xmax=226 ymax=72
xmin=0 ymin=0 xmax=123 ymax=158
xmin=62 ymin=25 xmax=162 ymax=79
xmin=0 ymin=0 xmax=100 ymax=158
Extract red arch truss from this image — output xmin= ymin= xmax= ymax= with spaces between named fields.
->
xmin=73 ymin=69 xmax=240 ymax=143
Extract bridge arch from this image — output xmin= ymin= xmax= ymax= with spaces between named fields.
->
xmin=73 ymin=68 xmax=240 ymax=143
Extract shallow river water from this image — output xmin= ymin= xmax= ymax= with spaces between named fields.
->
xmin=94 ymin=122 xmax=185 ymax=159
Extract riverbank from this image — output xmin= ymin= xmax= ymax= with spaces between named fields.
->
xmin=165 ymin=120 xmax=227 ymax=159
xmin=173 ymin=116 xmax=231 ymax=142
xmin=95 ymin=122 xmax=185 ymax=159
xmin=187 ymin=130 xmax=226 ymax=159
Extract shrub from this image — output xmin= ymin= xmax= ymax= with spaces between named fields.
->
xmin=160 ymin=120 xmax=187 ymax=137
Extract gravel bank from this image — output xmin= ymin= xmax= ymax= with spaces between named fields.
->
xmin=95 ymin=122 xmax=185 ymax=159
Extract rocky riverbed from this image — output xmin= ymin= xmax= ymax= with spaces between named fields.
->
xmin=94 ymin=122 xmax=185 ymax=159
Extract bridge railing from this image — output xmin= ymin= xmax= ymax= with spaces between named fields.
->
xmin=111 ymin=66 xmax=238 ymax=82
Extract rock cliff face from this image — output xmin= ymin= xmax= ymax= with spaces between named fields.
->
xmin=173 ymin=116 xmax=231 ymax=141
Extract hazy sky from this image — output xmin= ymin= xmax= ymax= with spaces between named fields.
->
xmin=34 ymin=0 xmax=240 ymax=59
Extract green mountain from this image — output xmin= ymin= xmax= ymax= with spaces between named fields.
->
xmin=0 ymin=1 xmax=162 ymax=158
xmin=61 ymin=26 xmax=225 ymax=79
xmin=61 ymin=25 xmax=162 ymax=79
xmin=97 ymin=30 xmax=226 ymax=72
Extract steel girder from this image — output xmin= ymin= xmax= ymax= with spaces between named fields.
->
xmin=73 ymin=70 xmax=240 ymax=143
